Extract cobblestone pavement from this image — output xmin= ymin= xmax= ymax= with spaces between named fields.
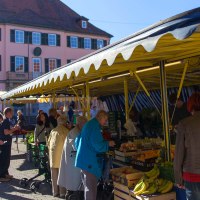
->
xmin=0 ymin=139 xmax=61 ymax=200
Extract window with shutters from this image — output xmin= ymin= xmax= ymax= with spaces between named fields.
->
xmin=49 ymin=59 xmax=57 ymax=71
xmin=67 ymin=59 xmax=75 ymax=64
xmin=48 ymin=34 xmax=56 ymax=46
xmin=70 ymin=36 xmax=78 ymax=48
xmin=33 ymin=58 xmax=41 ymax=72
xmin=97 ymin=39 xmax=104 ymax=49
xmin=84 ymin=38 xmax=91 ymax=49
xmin=15 ymin=30 xmax=24 ymax=43
xmin=82 ymin=21 xmax=87 ymax=29
xmin=32 ymin=32 xmax=41 ymax=45
xmin=15 ymin=56 xmax=24 ymax=72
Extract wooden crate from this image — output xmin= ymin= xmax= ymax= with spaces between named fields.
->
xmin=111 ymin=167 xmax=143 ymax=187
xmin=115 ymin=150 xmax=139 ymax=157
xmin=115 ymin=155 xmax=133 ymax=163
xmin=114 ymin=182 xmax=133 ymax=200
xmin=134 ymin=192 xmax=176 ymax=200
xmin=120 ymin=171 xmax=143 ymax=187
xmin=114 ymin=150 xmax=139 ymax=163
xmin=114 ymin=182 xmax=176 ymax=200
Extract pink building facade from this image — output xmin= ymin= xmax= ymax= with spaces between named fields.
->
xmin=0 ymin=0 xmax=112 ymax=91
xmin=0 ymin=24 xmax=110 ymax=91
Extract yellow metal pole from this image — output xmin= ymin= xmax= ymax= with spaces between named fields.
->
xmin=171 ymin=61 xmax=189 ymax=124
xmin=133 ymin=71 xmax=161 ymax=116
xmin=52 ymin=93 xmax=56 ymax=109
xmin=124 ymin=79 xmax=129 ymax=122
xmin=128 ymin=86 xmax=140 ymax=113
xmin=160 ymin=61 xmax=171 ymax=161
xmin=70 ymin=86 xmax=86 ymax=110
xmin=86 ymin=82 xmax=90 ymax=120
xmin=82 ymin=88 xmax=86 ymax=117
xmin=134 ymin=72 xmax=150 ymax=97
xmin=178 ymin=62 xmax=188 ymax=100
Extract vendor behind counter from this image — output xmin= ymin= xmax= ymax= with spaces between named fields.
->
xmin=169 ymin=93 xmax=190 ymax=127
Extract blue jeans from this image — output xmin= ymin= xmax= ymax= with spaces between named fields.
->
xmin=185 ymin=181 xmax=200 ymax=200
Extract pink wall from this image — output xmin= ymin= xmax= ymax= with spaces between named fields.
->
xmin=0 ymin=24 xmax=110 ymax=90
xmin=0 ymin=25 xmax=6 ymax=82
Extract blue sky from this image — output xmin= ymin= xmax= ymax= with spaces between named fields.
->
xmin=61 ymin=0 xmax=200 ymax=43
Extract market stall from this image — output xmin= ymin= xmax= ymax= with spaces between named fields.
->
xmin=1 ymin=7 xmax=200 ymax=200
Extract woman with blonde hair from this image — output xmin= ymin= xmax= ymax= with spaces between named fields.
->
xmin=47 ymin=115 xmax=69 ymax=198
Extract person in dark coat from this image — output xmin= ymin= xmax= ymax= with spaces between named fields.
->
xmin=15 ymin=110 xmax=26 ymax=142
xmin=174 ymin=92 xmax=200 ymax=200
xmin=0 ymin=108 xmax=20 ymax=182
xmin=48 ymin=108 xmax=58 ymax=128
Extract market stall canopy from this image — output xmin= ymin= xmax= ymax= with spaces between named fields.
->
xmin=6 ymin=97 xmax=37 ymax=104
xmin=1 ymin=7 xmax=200 ymax=99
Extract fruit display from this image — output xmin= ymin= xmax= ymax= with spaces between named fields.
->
xmin=119 ymin=142 xmax=137 ymax=152
xmin=116 ymin=139 xmax=162 ymax=165
xmin=135 ymin=149 xmax=160 ymax=161
xmin=119 ymin=138 xmax=162 ymax=153
xmin=132 ymin=165 xmax=174 ymax=196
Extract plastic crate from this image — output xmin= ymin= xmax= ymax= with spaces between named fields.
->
xmin=175 ymin=187 xmax=186 ymax=200
xmin=132 ymin=158 xmax=155 ymax=172
xmin=39 ymin=144 xmax=46 ymax=151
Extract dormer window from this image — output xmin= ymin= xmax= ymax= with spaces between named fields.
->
xmin=82 ymin=20 xmax=87 ymax=29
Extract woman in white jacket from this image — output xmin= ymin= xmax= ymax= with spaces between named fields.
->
xmin=57 ymin=116 xmax=87 ymax=197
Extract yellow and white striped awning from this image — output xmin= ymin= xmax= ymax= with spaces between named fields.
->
xmin=1 ymin=7 xmax=200 ymax=99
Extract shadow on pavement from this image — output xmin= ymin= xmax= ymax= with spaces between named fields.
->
xmin=11 ymin=153 xmax=26 ymax=160
xmin=0 ymin=177 xmax=52 ymax=196
xmin=0 ymin=193 xmax=32 ymax=200
xmin=17 ymin=157 xmax=37 ymax=171
xmin=0 ymin=178 xmax=32 ymax=192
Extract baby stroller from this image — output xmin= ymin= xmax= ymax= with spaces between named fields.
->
xmin=19 ymin=143 xmax=51 ymax=193
xmin=67 ymin=153 xmax=114 ymax=200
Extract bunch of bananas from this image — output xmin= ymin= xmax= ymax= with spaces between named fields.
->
xmin=133 ymin=165 xmax=173 ymax=196
xmin=157 ymin=179 xmax=174 ymax=194
xmin=145 ymin=165 xmax=160 ymax=180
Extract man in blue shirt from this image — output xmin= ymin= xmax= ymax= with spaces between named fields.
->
xmin=0 ymin=107 xmax=19 ymax=182
xmin=75 ymin=110 xmax=115 ymax=200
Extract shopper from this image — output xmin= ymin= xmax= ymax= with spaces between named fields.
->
xmin=58 ymin=116 xmax=87 ymax=198
xmin=174 ymin=92 xmax=200 ymax=200
xmin=48 ymin=108 xmax=58 ymax=128
xmin=75 ymin=110 xmax=115 ymax=200
xmin=16 ymin=110 xmax=26 ymax=142
xmin=36 ymin=109 xmax=44 ymax=124
xmin=47 ymin=115 xmax=69 ymax=198
xmin=0 ymin=113 xmax=4 ymax=145
xmin=34 ymin=112 xmax=51 ymax=144
xmin=0 ymin=108 xmax=19 ymax=182
xmin=0 ymin=113 xmax=3 ymax=123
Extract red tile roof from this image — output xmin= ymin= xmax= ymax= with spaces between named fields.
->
xmin=0 ymin=0 xmax=113 ymax=38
